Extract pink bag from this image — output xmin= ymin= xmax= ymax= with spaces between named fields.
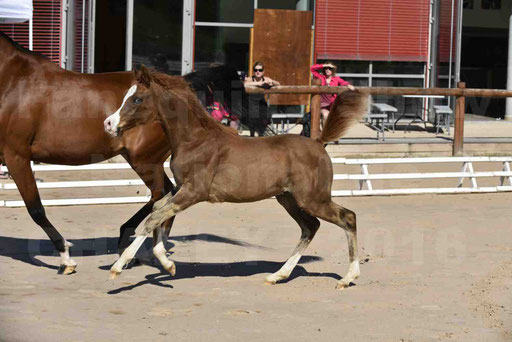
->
xmin=208 ymin=102 xmax=230 ymax=122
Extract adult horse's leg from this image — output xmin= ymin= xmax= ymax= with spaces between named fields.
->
xmin=117 ymin=162 xmax=177 ymax=254
xmin=109 ymin=185 xmax=198 ymax=279
xmin=265 ymin=192 xmax=320 ymax=284
xmin=304 ymin=200 xmax=360 ymax=289
xmin=3 ymin=150 xmax=76 ymax=274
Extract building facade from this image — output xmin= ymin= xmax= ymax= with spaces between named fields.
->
xmin=1 ymin=0 xmax=510 ymax=117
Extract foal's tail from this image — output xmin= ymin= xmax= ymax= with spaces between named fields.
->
xmin=317 ymin=89 xmax=368 ymax=144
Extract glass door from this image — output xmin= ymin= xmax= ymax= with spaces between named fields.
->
xmin=131 ymin=0 xmax=183 ymax=75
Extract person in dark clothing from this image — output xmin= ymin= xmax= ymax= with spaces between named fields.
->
xmin=243 ymin=62 xmax=280 ymax=136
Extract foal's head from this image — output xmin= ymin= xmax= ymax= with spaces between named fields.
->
xmin=104 ymin=65 xmax=238 ymax=138
xmin=103 ymin=66 xmax=162 ymax=136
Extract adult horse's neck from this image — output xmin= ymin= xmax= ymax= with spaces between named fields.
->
xmin=0 ymin=32 xmax=59 ymax=74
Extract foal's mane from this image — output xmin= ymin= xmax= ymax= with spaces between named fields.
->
xmin=150 ymin=72 xmax=238 ymax=137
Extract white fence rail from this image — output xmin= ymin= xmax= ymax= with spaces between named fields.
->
xmin=1 ymin=157 xmax=511 ymax=207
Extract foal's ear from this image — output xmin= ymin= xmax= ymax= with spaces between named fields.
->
xmin=138 ymin=64 xmax=153 ymax=88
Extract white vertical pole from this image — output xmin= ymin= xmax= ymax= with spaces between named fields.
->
xmin=454 ymin=0 xmax=463 ymax=84
xmin=447 ymin=0 xmax=455 ymax=111
xmin=81 ymin=0 xmax=85 ymax=73
xmin=181 ymin=0 xmax=195 ymax=75
xmin=29 ymin=18 xmax=33 ymax=50
xmin=88 ymin=0 xmax=96 ymax=73
xmin=125 ymin=0 xmax=134 ymax=71
xmin=506 ymin=13 xmax=512 ymax=120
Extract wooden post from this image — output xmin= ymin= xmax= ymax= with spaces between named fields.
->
xmin=248 ymin=28 xmax=254 ymax=76
xmin=310 ymin=78 xmax=322 ymax=139
xmin=453 ymin=82 xmax=466 ymax=156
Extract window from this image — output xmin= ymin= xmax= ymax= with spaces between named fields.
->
xmin=194 ymin=26 xmax=250 ymax=71
xmin=373 ymin=62 xmax=424 ymax=75
xmin=196 ymin=0 xmax=253 ymax=23
xmin=258 ymin=0 xmax=315 ymax=10
xmin=463 ymin=0 xmax=474 ymax=9
xmin=132 ymin=0 xmax=182 ymax=74
xmin=317 ymin=60 xmax=369 ymax=74
xmin=481 ymin=0 xmax=501 ymax=9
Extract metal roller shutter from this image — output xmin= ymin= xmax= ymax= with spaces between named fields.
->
xmin=315 ymin=0 xmax=430 ymax=62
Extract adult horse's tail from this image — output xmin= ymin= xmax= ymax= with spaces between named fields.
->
xmin=317 ymin=90 xmax=367 ymax=144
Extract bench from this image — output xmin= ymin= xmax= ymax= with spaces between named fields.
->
xmin=366 ymin=103 xmax=398 ymax=140
xmin=433 ymin=105 xmax=453 ymax=134
xmin=372 ymin=103 xmax=398 ymax=132
xmin=271 ymin=113 xmax=304 ymax=134
xmin=365 ymin=113 xmax=388 ymax=140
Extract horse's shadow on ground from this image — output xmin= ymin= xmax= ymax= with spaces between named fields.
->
xmin=105 ymin=256 xmax=338 ymax=295
xmin=0 ymin=234 xmax=338 ymax=292
xmin=0 ymin=233 xmax=268 ymax=269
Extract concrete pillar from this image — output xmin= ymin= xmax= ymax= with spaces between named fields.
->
xmin=506 ymin=13 xmax=512 ymax=120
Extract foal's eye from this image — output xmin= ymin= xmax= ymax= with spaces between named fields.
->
xmin=133 ymin=97 xmax=143 ymax=105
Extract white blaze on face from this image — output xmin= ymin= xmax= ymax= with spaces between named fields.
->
xmin=104 ymin=84 xmax=137 ymax=136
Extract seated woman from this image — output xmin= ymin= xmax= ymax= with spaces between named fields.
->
xmin=244 ymin=62 xmax=280 ymax=136
xmin=311 ymin=62 xmax=354 ymax=127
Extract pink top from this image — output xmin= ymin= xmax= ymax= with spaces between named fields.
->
xmin=310 ymin=64 xmax=350 ymax=108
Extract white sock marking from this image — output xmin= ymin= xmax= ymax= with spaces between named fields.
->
xmin=111 ymin=235 xmax=147 ymax=274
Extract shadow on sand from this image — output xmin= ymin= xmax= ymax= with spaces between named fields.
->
xmin=0 ymin=234 xmax=336 ymax=291
xmin=0 ymin=233 xmax=267 ymax=269
xmin=106 ymin=256 xmax=338 ymax=295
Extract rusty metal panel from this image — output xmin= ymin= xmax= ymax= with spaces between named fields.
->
xmin=253 ymin=9 xmax=313 ymax=105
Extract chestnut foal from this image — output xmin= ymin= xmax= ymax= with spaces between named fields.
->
xmin=105 ymin=66 xmax=367 ymax=289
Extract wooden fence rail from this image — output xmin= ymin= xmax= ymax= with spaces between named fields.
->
xmin=246 ymin=82 xmax=511 ymax=156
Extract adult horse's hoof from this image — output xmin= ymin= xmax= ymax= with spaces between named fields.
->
xmin=109 ymin=270 xmax=121 ymax=280
xmin=58 ymin=264 xmax=77 ymax=275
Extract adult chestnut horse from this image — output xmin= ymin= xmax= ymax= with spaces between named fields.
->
xmin=0 ymin=31 xmax=178 ymax=274
xmin=105 ymin=67 xmax=367 ymax=289
xmin=0 ymin=32 xmax=249 ymax=274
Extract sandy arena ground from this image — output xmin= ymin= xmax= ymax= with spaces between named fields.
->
xmin=0 ymin=192 xmax=511 ymax=342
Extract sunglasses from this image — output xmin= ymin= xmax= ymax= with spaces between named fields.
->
xmin=323 ymin=67 xmax=334 ymax=71
xmin=253 ymin=68 xmax=264 ymax=72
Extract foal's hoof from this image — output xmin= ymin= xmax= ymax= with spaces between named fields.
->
xmin=335 ymin=282 xmax=352 ymax=290
xmin=165 ymin=261 xmax=176 ymax=277
xmin=109 ymin=270 xmax=121 ymax=280
xmin=57 ymin=264 xmax=77 ymax=275
xmin=264 ymin=274 xmax=285 ymax=285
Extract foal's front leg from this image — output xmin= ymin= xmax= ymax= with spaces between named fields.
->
xmin=109 ymin=187 xmax=198 ymax=279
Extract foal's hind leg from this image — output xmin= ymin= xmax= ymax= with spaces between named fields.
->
xmin=266 ymin=192 xmax=320 ymax=284
xmin=3 ymin=150 xmax=76 ymax=274
xmin=152 ymin=226 xmax=176 ymax=276
xmin=305 ymin=201 xmax=360 ymax=289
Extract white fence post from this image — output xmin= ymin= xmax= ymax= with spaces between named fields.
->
xmin=359 ymin=164 xmax=372 ymax=191
xmin=501 ymin=161 xmax=512 ymax=186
